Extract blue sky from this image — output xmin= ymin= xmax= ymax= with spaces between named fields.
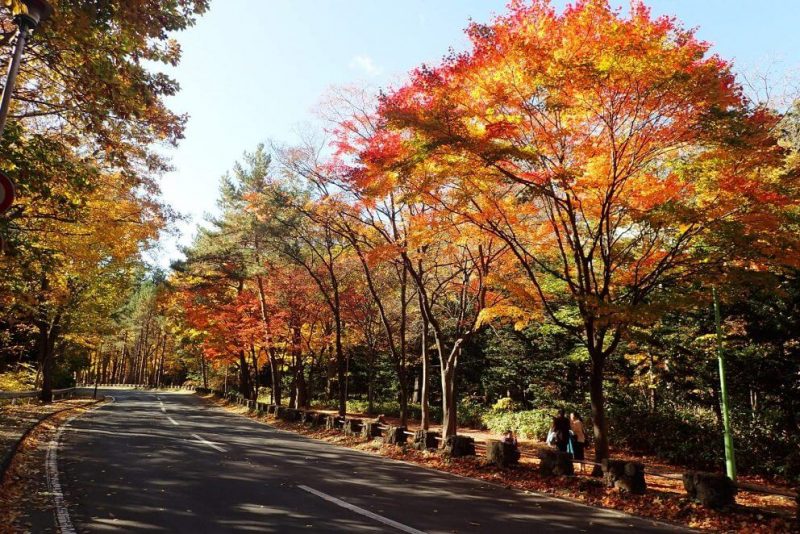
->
xmin=153 ymin=0 xmax=800 ymax=266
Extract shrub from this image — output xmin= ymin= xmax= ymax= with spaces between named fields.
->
xmin=0 ymin=364 xmax=37 ymax=391
xmin=458 ymin=398 xmax=488 ymax=428
xmin=482 ymin=409 xmax=554 ymax=441
xmin=492 ymin=397 xmax=520 ymax=412
xmin=607 ymin=403 xmax=722 ymax=470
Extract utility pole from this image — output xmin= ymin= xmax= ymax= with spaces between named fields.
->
xmin=713 ymin=286 xmax=737 ymax=481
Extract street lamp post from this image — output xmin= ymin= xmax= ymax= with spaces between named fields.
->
xmin=0 ymin=0 xmax=52 ymax=234
xmin=0 ymin=0 xmax=52 ymax=138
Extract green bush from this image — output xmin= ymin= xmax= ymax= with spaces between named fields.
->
xmin=491 ymin=397 xmax=520 ymax=412
xmin=607 ymin=403 xmax=722 ymax=470
xmin=457 ymin=398 xmax=488 ymax=428
xmin=482 ymin=409 xmax=554 ymax=441
xmin=0 ymin=364 xmax=37 ymax=391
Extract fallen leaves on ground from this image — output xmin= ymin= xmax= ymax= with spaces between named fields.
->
xmin=0 ymin=400 xmax=102 ymax=532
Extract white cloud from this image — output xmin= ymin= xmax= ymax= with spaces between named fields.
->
xmin=349 ymin=54 xmax=383 ymax=77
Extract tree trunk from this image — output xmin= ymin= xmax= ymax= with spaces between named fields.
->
xmin=110 ymin=353 xmax=118 ymax=385
xmin=238 ymin=350 xmax=251 ymax=398
xmin=326 ymin=350 xmax=336 ymax=400
xmin=156 ymin=335 xmax=166 ymax=387
xmin=398 ymin=376 xmax=409 ymax=427
xmin=289 ymin=326 xmax=307 ymax=408
xmin=366 ymin=350 xmax=375 ymax=416
xmin=295 ymin=362 xmax=308 ymax=409
xmin=334 ymin=312 xmax=346 ymax=416
xmin=269 ymin=348 xmax=282 ymax=406
xmin=38 ymin=320 xmax=53 ymax=403
xmin=397 ymin=270 xmax=409 ymax=426
xmin=138 ymin=310 xmax=153 ymax=385
xmin=420 ymin=313 xmax=430 ymax=430
xmin=250 ymin=344 xmax=260 ymax=399
xmin=441 ymin=361 xmax=457 ymax=439
xmin=589 ymin=353 xmax=609 ymax=474
xmin=289 ymin=366 xmax=297 ymax=409
xmin=101 ymin=351 xmax=109 ymax=384
xmin=254 ymin=273 xmax=277 ymax=402
xmin=39 ymin=313 xmax=61 ymax=403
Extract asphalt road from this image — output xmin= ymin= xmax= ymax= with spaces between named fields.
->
xmin=46 ymin=388 xmax=685 ymax=533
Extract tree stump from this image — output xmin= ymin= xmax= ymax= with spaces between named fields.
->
xmin=325 ymin=415 xmax=342 ymax=430
xmin=310 ymin=412 xmax=327 ymax=427
xmin=538 ymin=449 xmax=574 ymax=476
xmin=682 ymin=471 xmax=737 ymax=509
xmin=361 ymin=421 xmax=382 ymax=439
xmin=384 ymin=426 xmax=408 ymax=445
xmin=344 ymin=418 xmax=362 ymax=437
xmin=267 ymin=405 xmax=278 ymax=416
xmin=601 ymin=459 xmax=646 ymax=494
xmin=302 ymin=411 xmax=316 ymax=424
xmin=486 ymin=440 xmax=520 ymax=468
xmin=413 ymin=429 xmax=440 ymax=451
xmin=444 ymin=435 xmax=475 ymax=457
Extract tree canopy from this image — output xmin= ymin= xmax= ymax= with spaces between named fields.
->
xmin=2 ymin=0 xmax=799 ymax=483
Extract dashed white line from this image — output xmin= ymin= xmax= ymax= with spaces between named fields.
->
xmin=167 ymin=416 xmax=179 ymax=426
xmin=159 ymin=401 xmax=166 ymax=413
xmin=191 ymin=433 xmax=226 ymax=453
xmin=297 ymin=485 xmax=427 ymax=534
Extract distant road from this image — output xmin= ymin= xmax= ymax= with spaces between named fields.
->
xmin=46 ymin=388 xmax=684 ymax=533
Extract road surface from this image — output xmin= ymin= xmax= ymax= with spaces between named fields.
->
xmin=44 ymin=388 xmax=684 ymax=533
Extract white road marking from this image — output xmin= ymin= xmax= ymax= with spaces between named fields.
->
xmin=46 ymin=396 xmax=115 ymax=534
xmin=297 ymin=485 xmax=427 ymax=534
xmin=167 ymin=416 xmax=179 ymax=426
xmin=191 ymin=433 xmax=226 ymax=453
xmin=159 ymin=401 xmax=166 ymax=413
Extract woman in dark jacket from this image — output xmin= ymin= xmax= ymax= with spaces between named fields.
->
xmin=551 ymin=409 xmax=571 ymax=452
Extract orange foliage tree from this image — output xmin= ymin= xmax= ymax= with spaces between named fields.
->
xmin=374 ymin=0 xmax=800 ymax=461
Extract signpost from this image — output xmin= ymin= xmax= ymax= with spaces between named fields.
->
xmin=0 ymin=171 xmax=14 ymax=214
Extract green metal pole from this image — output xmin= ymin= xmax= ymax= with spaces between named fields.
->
xmin=713 ymin=286 xmax=737 ymax=481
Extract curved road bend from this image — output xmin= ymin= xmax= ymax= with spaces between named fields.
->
xmin=47 ymin=388 xmax=685 ymax=533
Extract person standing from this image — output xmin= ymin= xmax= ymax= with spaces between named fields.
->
xmin=552 ymin=409 xmax=571 ymax=452
xmin=570 ymin=412 xmax=586 ymax=472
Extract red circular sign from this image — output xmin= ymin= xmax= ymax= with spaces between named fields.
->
xmin=0 ymin=172 xmax=15 ymax=214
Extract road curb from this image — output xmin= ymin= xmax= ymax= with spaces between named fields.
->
xmin=0 ymin=397 xmax=104 ymax=484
